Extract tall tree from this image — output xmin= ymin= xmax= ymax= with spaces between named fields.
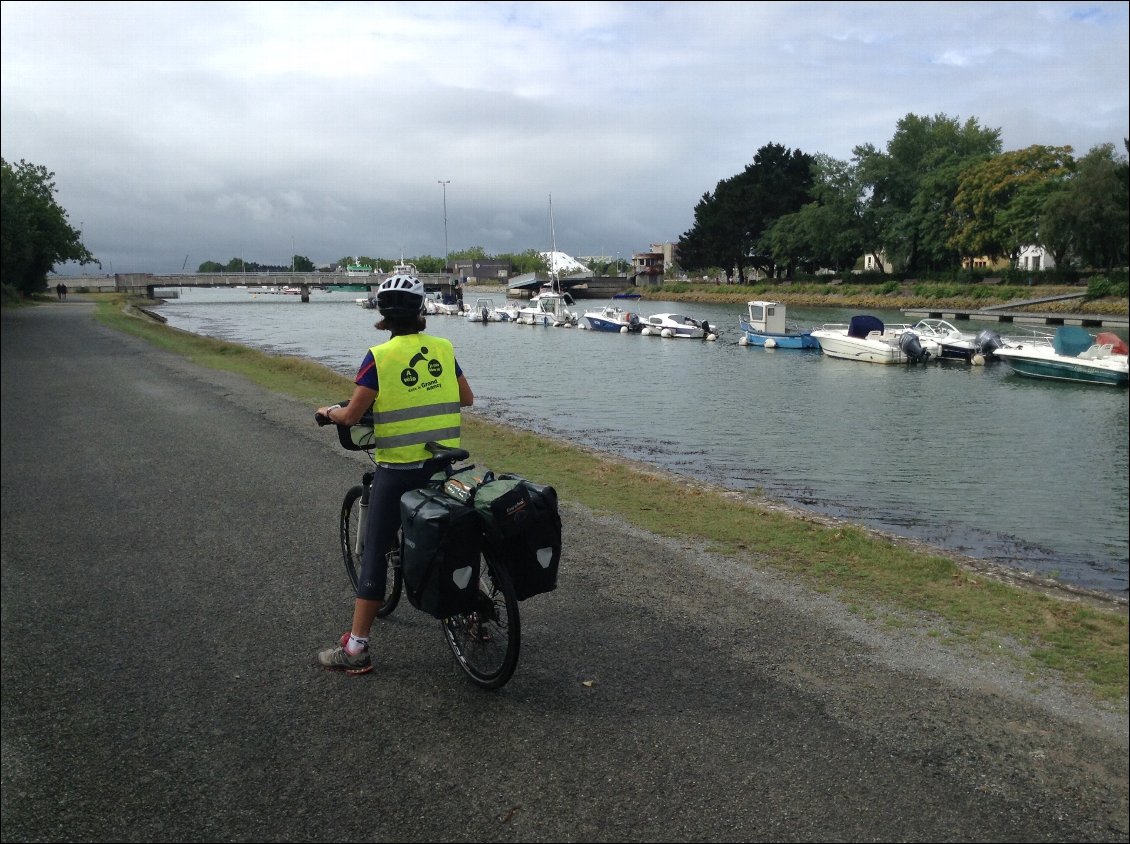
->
xmin=855 ymin=114 xmax=1002 ymax=272
xmin=1 ymin=157 xmax=95 ymax=296
xmin=678 ymin=143 xmax=814 ymax=282
xmin=766 ymin=154 xmax=868 ymax=275
xmin=1040 ymin=142 xmax=1129 ymax=272
xmin=949 ymin=145 xmax=1075 ymax=265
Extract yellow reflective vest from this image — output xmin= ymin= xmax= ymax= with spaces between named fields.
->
xmin=370 ymin=333 xmax=461 ymax=463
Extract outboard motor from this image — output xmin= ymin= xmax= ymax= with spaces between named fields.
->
xmin=899 ymin=331 xmax=930 ymax=364
xmin=700 ymin=319 xmax=711 ymax=338
xmin=975 ymin=329 xmax=1003 ymax=357
xmin=481 ymin=306 xmax=490 ymax=323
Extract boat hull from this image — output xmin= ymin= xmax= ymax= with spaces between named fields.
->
xmin=738 ymin=318 xmax=819 ymax=349
xmin=583 ymin=316 xmax=629 ymax=332
xmin=995 ymin=351 xmax=1129 ymax=386
xmin=811 ymin=331 xmax=905 ymax=364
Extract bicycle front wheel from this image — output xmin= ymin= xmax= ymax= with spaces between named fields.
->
xmin=339 ymin=484 xmax=401 ymax=617
xmin=441 ymin=551 xmax=520 ymax=690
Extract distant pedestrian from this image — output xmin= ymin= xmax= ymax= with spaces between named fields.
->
xmin=61 ymin=283 xmax=68 ymax=300
xmin=56 ymin=283 xmax=64 ymax=300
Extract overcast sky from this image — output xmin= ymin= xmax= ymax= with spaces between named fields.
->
xmin=2 ymin=1 xmax=1127 ymax=275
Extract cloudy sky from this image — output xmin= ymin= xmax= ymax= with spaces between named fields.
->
xmin=2 ymin=1 xmax=1127 ymax=275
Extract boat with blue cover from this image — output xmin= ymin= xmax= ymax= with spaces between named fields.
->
xmin=993 ymin=326 xmax=1129 ymax=387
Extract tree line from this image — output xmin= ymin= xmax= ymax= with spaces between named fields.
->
xmin=677 ymin=113 xmax=1129 ymax=283
xmin=193 ymin=247 xmax=555 ymax=277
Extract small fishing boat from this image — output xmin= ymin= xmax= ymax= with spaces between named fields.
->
xmin=737 ymin=300 xmax=819 ymax=349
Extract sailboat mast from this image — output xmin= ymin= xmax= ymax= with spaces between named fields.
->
xmin=549 ymin=193 xmax=559 ymax=292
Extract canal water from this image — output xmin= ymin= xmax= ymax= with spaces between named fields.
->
xmin=154 ymin=287 xmax=1129 ymax=596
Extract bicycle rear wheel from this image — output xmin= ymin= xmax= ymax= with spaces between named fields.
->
xmin=441 ymin=551 xmax=520 ymax=690
xmin=340 ymin=484 xmax=401 ymax=617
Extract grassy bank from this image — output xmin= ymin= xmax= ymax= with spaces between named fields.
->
xmin=92 ymin=294 xmax=1128 ymax=702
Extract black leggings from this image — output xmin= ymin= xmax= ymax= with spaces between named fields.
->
xmin=356 ymin=463 xmax=434 ymax=601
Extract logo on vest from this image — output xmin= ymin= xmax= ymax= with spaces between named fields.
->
xmin=401 ymin=346 xmax=444 ymax=387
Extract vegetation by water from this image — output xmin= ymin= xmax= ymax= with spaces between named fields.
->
xmin=639 ymin=278 xmax=1130 ymax=315
xmin=86 ymin=293 xmax=1128 ymax=703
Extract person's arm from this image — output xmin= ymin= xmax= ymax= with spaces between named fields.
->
xmin=457 ymin=374 xmax=474 ymax=407
xmin=318 ymin=384 xmax=376 ymax=426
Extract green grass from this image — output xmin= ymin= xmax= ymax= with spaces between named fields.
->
xmin=94 ymin=295 xmax=1129 ymax=702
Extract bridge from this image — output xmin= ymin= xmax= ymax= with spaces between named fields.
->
xmin=49 ymin=271 xmax=459 ymax=303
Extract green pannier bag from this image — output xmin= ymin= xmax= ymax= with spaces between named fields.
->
xmin=433 ymin=465 xmax=495 ymax=505
xmin=474 ymin=474 xmax=561 ymax=601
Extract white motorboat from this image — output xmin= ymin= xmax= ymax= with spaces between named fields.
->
xmin=493 ymin=302 xmax=521 ymax=322
xmin=993 ymin=326 xmax=1128 ymax=387
xmin=907 ymin=318 xmax=1004 ymax=363
xmin=811 ymin=315 xmax=934 ymax=364
xmin=639 ymin=312 xmax=718 ymax=340
xmin=424 ymin=292 xmax=464 ymax=316
xmin=514 ymin=286 xmax=578 ymax=326
xmin=580 ymin=301 xmax=644 ymax=333
xmin=466 ymin=297 xmax=502 ymax=323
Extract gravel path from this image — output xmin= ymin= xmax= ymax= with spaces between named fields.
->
xmin=2 ymin=303 xmax=1126 ymax=843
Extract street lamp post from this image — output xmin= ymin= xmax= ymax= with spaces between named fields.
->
xmin=437 ymin=180 xmax=450 ymax=274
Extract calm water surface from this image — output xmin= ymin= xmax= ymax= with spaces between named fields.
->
xmin=155 ymin=286 xmax=1129 ymax=596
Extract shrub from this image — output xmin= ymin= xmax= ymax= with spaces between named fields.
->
xmin=1086 ymin=276 xmax=1112 ymax=300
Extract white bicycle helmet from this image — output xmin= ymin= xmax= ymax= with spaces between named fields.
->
xmin=375 ymin=274 xmax=425 ymax=319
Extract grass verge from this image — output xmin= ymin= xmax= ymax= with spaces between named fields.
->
xmin=94 ymin=294 xmax=1129 ymax=702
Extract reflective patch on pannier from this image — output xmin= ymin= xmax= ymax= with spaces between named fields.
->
xmin=399 ymin=488 xmax=482 ymax=619
xmin=431 ymin=465 xmax=494 ymax=504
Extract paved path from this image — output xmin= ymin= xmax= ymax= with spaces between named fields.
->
xmin=2 ymin=304 xmax=1126 ymax=842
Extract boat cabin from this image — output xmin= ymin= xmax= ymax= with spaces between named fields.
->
xmin=746 ymin=301 xmax=787 ymax=334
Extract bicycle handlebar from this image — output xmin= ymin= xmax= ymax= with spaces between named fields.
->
xmin=311 ymin=399 xmax=350 ymax=429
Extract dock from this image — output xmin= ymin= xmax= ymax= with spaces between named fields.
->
xmin=903 ymin=292 xmax=1128 ymax=330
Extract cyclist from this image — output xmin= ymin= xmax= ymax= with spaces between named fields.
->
xmin=316 ymin=274 xmax=474 ymax=674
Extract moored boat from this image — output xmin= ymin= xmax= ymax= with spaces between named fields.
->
xmin=738 ymin=300 xmax=819 ymax=349
xmin=580 ymin=301 xmax=644 ymax=333
xmin=466 ymin=297 xmax=502 ymax=323
xmin=639 ymin=312 xmax=718 ymax=340
xmin=993 ymin=326 xmax=1129 ymax=387
xmin=811 ymin=315 xmax=934 ymax=364
xmin=907 ymin=318 xmax=1004 ymax=364
xmin=515 ymin=286 xmax=579 ymax=326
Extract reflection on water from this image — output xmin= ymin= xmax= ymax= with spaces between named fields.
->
xmin=155 ymin=286 xmax=1129 ymax=596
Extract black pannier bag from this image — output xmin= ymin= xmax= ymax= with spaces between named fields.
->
xmin=473 ymin=474 xmax=561 ymax=600
xmin=399 ymin=488 xmax=482 ymax=619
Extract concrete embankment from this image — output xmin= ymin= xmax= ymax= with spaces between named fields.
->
xmin=1 ymin=304 xmax=1126 ymax=842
